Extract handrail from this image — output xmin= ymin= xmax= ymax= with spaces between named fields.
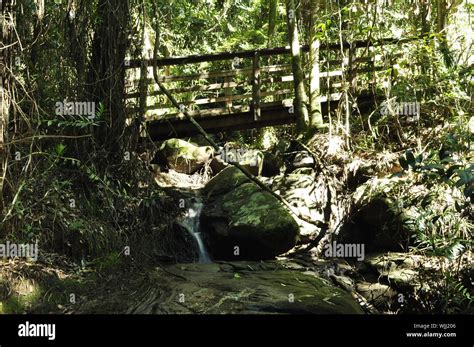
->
xmin=125 ymin=36 xmax=423 ymax=68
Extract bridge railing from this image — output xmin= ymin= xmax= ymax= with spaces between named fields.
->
xmin=124 ymin=37 xmax=420 ymax=125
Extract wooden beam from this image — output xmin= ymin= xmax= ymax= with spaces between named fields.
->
xmin=145 ymin=93 xmax=377 ymax=140
xmin=141 ymin=89 xmax=292 ymax=110
xmin=125 ymin=81 xmax=241 ymax=98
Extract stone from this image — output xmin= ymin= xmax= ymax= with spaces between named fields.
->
xmin=201 ymin=167 xmax=299 ymax=260
xmin=365 ymin=253 xmax=422 ymax=289
xmin=355 ymin=281 xmax=397 ymax=309
xmin=153 ymin=138 xmax=213 ymax=174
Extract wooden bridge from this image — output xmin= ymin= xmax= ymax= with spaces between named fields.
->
xmin=125 ymin=37 xmax=419 ymax=140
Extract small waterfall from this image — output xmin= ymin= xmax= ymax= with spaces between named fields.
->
xmin=180 ymin=200 xmax=212 ymax=263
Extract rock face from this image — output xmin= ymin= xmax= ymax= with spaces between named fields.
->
xmin=261 ymin=171 xmax=349 ymax=248
xmin=340 ymin=178 xmax=417 ymax=253
xmin=153 ymin=138 xmax=213 ymax=174
xmin=201 ymin=166 xmax=299 ymax=260
xmin=127 ymin=261 xmax=364 ymax=314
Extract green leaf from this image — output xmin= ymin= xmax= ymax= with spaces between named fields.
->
xmin=55 ymin=143 xmax=66 ymax=156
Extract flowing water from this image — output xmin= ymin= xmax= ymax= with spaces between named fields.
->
xmin=180 ymin=199 xmax=212 ymax=263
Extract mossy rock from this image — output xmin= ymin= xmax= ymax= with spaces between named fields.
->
xmin=203 ymin=166 xmax=250 ymax=196
xmin=202 ymin=167 xmax=299 ymax=260
xmin=156 ymin=138 xmax=213 ymax=174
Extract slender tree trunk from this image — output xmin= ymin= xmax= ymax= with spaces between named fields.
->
xmin=0 ymin=0 xmax=15 ymax=213
xmin=309 ymin=0 xmax=323 ymax=128
xmin=437 ymin=0 xmax=452 ymax=66
xmin=285 ymin=0 xmax=310 ymax=134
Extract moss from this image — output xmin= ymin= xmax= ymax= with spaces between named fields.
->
xmin=204 ymin=166 xmax=250 ymax=196
xmin=203 ymin=168 xmax=299 ymax=258
xmin=91 ymin=252 xmax=124 ymax=273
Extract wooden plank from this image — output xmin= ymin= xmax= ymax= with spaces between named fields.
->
xmin=146 ymin=93 xmax=253 ymax=109
xmin=125 ymin=81 xmax=241 ymax=99
xmin=130 ymin=63 xmax=291 ymax=84
xmin=319 ymin=70 xmax=343 ymax=78
xmin=317 ymin=93 xmax=343 ymax=103
xmin=147 ymin=107 xmax=295 ymax=140
xmin=144 ymin=93 xmax=378 ymax=140
xmin=355 ymin=66 xmax=387 ymax=74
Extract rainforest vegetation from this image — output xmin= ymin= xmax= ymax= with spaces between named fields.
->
xmin=0 ymin=0 xmax=473 ymax=317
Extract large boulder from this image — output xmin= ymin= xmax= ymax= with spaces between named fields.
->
xmin=153 ymin=138 xmax=213 ymax=174
xmin=201 ymin=167 xmax=299 ymax=260
xmin=339 ymin=177 xmax=422 ymax=253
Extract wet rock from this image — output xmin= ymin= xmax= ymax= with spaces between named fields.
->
xmin=355 ymin=281 xmax=397 ymax=310
xmin=201 ymin=167 xmax=299 ymax=260
xmin=127 ymin=261 xmax=364 ymax=314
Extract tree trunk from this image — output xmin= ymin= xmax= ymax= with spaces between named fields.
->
xmin=285 ymin=0 xmax=310 ymax=134
xmin=87 ymin=0 xmax=130 ymax=159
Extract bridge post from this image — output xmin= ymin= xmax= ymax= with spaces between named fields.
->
xmin=224 ymin=76 xmax=232 ymax=110
xmin=252 ymin=52 xmax=261 ymax=121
